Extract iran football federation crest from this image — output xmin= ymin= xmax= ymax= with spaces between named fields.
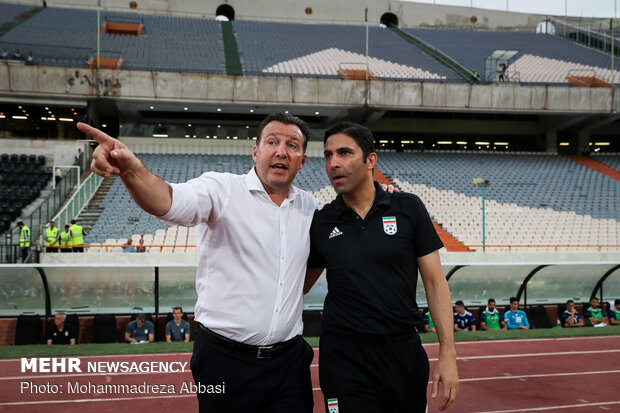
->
xmin=383 ymin=216 xmax=397 ymax=235
xmin=327 ymin=398 xmax=339 ymax=413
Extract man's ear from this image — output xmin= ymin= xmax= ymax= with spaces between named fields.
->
xmin=367 ymin=152 xmax=377 ymax=170
xmin=252 ymin=145 xmax=258 ymax=163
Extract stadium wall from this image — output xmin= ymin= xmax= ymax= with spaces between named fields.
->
xmin=0 ymin=137 xmax=80 ymax=165
xmin=40 ymin=250 xmax=618 ymax=266
xmin=6 ymin=0 xmax=550 ymax=30
xmin=1 ymin=65 xmax=616 ymax=114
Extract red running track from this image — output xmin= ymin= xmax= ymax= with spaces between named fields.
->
xmin=0 ymin=335 xmax=619 ymax=413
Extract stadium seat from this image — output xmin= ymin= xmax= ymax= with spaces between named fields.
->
xmin=92 ymin=314 xmax=117 ymax=343
xmin=15 ymin=315 xmax=42 ymax=345
xmin=65 ymin=314 xmax=80 ymax=344
xmin=528 ymin=305 xmax=552 ymax=329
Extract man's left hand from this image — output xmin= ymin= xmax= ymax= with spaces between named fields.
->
xmin=432 ymin=353 xmax=459 ymax=410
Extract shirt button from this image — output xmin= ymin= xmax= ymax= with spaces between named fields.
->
xmin=275 ymin=309 xmax=279 ymax=312
xmin=356 ymin=216 xmax=360 ymax=220
xmin=361 ymin=226 xmax=365 ymax=229
xmin=280 ymin=282 xmax=283 ymax=286
xmin=281 ymin=256 xmax=284 ymax=260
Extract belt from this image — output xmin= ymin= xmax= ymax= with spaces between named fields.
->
xmin=196 ymin=323 xmax=299 ymax=359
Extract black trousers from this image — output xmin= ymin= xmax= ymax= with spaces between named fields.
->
xmin=319 ymin=331 xmax=429 ymax=413
xmin=190 ymin=330 xmax=314 ymax=413
xmin=46 ymin=247 xmax=58 ymax=253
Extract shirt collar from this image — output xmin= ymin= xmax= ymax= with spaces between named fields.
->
xmin=333 ymin=180 xmax=391 ymax=217
xmin=245 ymin=167 xmax=297 ymax=202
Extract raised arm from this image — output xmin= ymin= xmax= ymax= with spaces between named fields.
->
xmin=77 ymin=122 xmax=172 ymax=217
xmin=418 ymin=250 xmax=459 ymax=410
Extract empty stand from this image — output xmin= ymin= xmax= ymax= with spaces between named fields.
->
xmin=0 ymin=7 xmax=225 ymax=71
xmin=234 ymin=20 xmax=460 ymax=80
xmin=84 ymin=151 xmax=617 ymax=253
xmin=0 ymin=2 xmax=31 ymax=26
xmin=380 ymin=151 xmax=619 ymax=251
xmin=404 ymin=28 xmax=614 ymax=83
xmin=0 ymin=153 xmax=49 ymax=234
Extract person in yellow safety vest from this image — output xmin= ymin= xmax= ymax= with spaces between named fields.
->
xmin=59 ymin=224 xmax=71 ymax=252
xmin=17 ymin=221 xmax=30 ymax=263
xmin=69 ymin=219 xmax=84 ymax=252
xmin=45 ymin=220 xmax=59 ymax=253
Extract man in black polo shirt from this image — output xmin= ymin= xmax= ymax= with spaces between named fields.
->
xmin=305 ymin=122 xmax=459 ymax=412
xmin=47 ymin=312 xmax=76 ymax=345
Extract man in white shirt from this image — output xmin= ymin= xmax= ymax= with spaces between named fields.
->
xmin=78 ymin=113 xmax=316 ymax=412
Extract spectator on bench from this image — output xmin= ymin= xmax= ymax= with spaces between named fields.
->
xmin=136 ymin=238 xmax=146 ymax=253
xmin=480 ymin=298 xmax=507 ymax=330
xmin=166 ymin=307 xmax=190 ymax=342
xmin=585 ymin=297 xmax=609 ymax=326
xmin=122 ymin=238 xmax=136 ymax=253
xmin=453 ymin=300 xmax=476 ymax=331
xmin=609 ymin=299 xmax=620 ymax=325
xmin=560 ymin=299 xmax=585 ymax=328
xmin=423 ymin=310 xmax=435 ymax=333
xmin=504 ymin=297 xmax=530 ymax=330
xmin=47 ymin=312 xmax=76 ymax=345
xmin=125 ymin=314 xmax=154 ymax=343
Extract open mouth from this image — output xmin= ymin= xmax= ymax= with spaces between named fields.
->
xmin=331 ymin=174 xmax=345 ymax=183
xmin=271 ymin=162 xmax=288 ymax=171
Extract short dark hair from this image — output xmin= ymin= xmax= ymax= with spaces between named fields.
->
xmin=591 ymin=297 xmax=599 ymax=302
xmin=137 ymin=314 xmax=147 ymax=323
xmin=566 ymin=299 xmax=574 ymax=305
xmin=324 ymin=121 xmax=375 ymax=161
xmin=256 ymin=113 xmax=311 ymax=153
xmin=509 ymin=297 xmax=518 ymax=304
xmin=615 ymin=299 xmax=620 ymax=306
xmin=488 ymin=298 xmax=495 ymax=304
xmin=71 ymin=219 xmax=76 ymax=224
xmin=173 ymin=307 xmax=183 ymax=312
xmin=455 ymin=300 xmax=464 ymax=307
xmin=17 ymin=221 xmax=24 ymax=226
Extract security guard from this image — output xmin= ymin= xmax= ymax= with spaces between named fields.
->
xmin=17 ymin=221 xmax=30 ymax=263
xmin=59 ymin=224 xmax=71 ymax=252
xmin=45 ymin=220 xmax=59 ymax=253
xmin=69 ymin=219 xmax=84 ymax=252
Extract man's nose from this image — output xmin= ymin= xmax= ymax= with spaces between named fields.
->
xmin=275 ymin=142 xmax=287 ymax=156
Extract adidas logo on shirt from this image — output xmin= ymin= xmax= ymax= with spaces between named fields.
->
xmin=329 ymin=227 xmax=343 ymax=239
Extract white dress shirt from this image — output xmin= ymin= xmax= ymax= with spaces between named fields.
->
xmin=160 ymin=167 xmax=318 ymax=345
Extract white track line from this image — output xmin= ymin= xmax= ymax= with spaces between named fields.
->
xmin=454 ymin=369 xmax=620 ymax=383
xmin=423 ymin=335 xmax=620 ymax=346
xmin=427 ymin=348 xmax=620 ymax=362
xmin=0 ymin=370 xmax=190 ymax=381
xmin=0 ymin=352 xmax=192 ymax=363
xmin=0 ymin=394 xmax=196 ymax=406
xmin=472 ymin=400 xmax=620 ymax=413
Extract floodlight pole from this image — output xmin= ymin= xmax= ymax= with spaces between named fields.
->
xmin=474 ymin=178 xmax=490 ymax=252
xmin=481 ymin=183 xmax=486 ymax=252
xmin=365 ymin=8 xmax=369 ymax=82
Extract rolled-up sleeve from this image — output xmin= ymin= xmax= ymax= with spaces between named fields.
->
xmin=159 ymin=172 xmax=229 ymax=227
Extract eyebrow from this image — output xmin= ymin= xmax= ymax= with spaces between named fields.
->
xmin=265 ymin=132 xmax=302 ymax=142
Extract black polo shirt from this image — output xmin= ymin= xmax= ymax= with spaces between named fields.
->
xmin=308 ymin=182 xmax=443 ymax=336
xmin=47 ymin=324 xmax=75 ymax=344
